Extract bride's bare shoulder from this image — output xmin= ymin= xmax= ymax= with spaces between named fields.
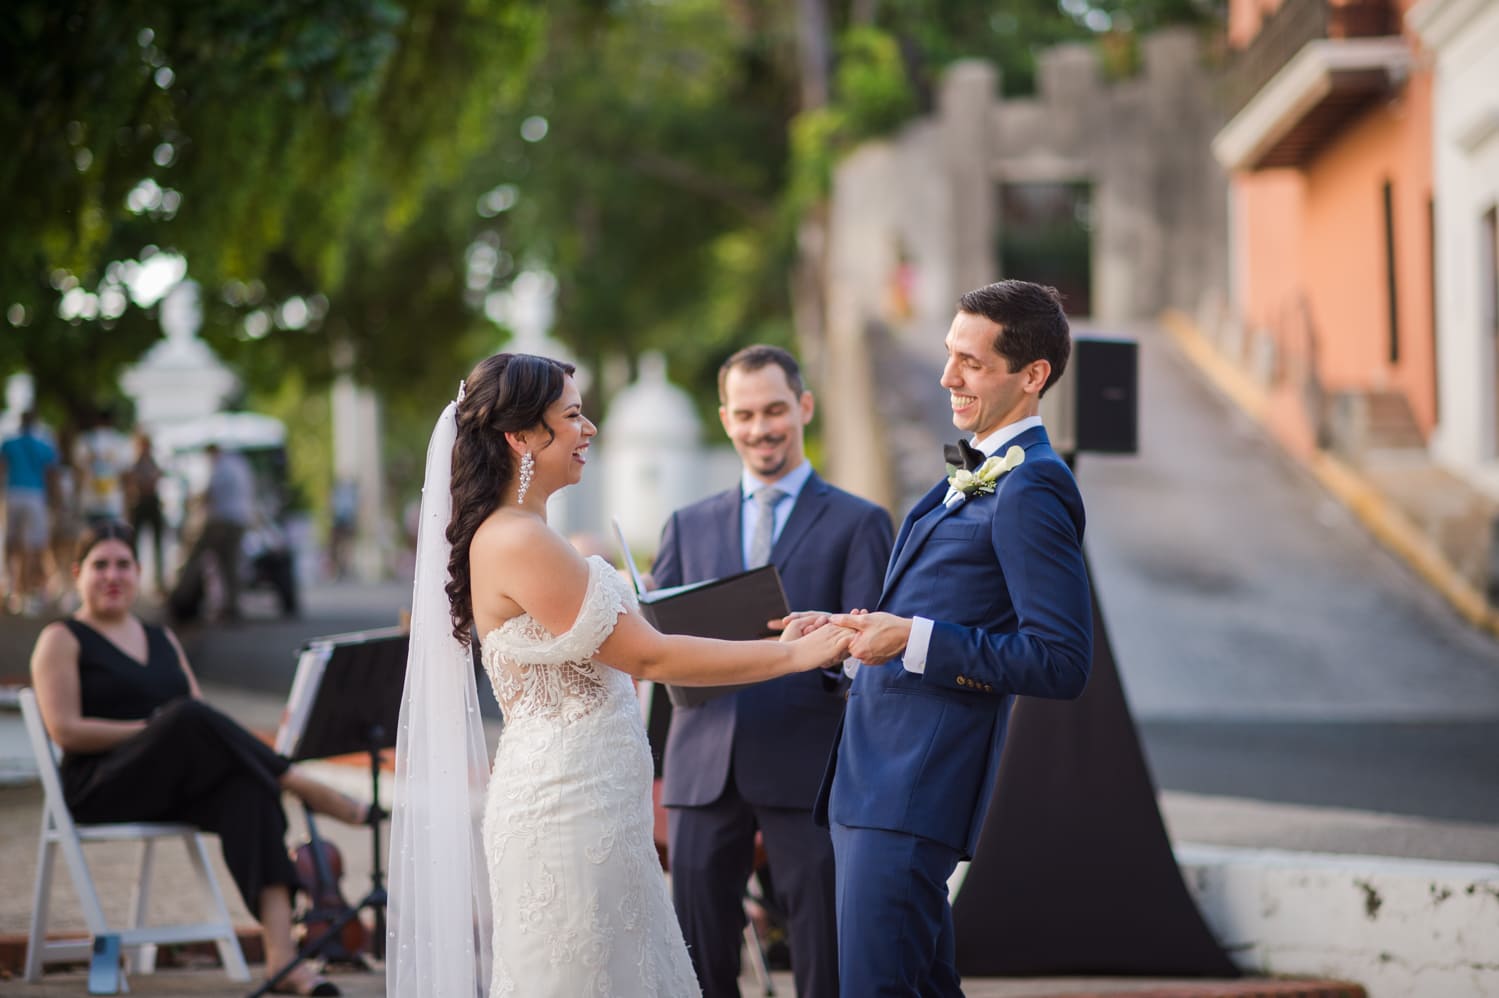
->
xmin=471 ymin=509 xmax=572 ymax=563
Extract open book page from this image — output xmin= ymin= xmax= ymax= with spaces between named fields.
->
xmin=612 ymin=515 xmax=712 ymax=602
xmin=275 ymin=641 xmax=334 ymax=756
xmin=611 ymin=517 xmax=648 ymax=596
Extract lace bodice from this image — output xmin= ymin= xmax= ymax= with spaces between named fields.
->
xmin=477 ymin=555 xmax=700 ymax=995
xmin=480 ymin=555 xmax=637 ymax=725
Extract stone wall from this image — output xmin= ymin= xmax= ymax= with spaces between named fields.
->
xmin=819 ymin=29 xmax=1228 ymax=509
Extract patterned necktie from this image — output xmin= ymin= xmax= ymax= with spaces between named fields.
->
xmin=747 ymin=486 xmax=786 ymax=568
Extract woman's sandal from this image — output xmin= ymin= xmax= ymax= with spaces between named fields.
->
xmin=267 ymin=969 xmax=341 ymax=996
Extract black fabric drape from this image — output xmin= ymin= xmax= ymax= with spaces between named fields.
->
xmin=952 ymin=557 xmax=1239 ymax=977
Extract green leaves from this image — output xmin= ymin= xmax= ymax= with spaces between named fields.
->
xmin=1 ymin=0 xmax=538 ymax=419
xmin=1 ymin=0 xmax=1218 ymax=472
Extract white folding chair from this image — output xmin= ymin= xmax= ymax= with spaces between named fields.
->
xmin=20 ymin=688 xmax=251 ymax=985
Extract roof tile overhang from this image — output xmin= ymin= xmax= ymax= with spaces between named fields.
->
xmin=1213 ymin=37 xmax=1411 ymax=172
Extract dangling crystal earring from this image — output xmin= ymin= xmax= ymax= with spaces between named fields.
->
xmin=516 ymin=451 xmax=534 ymax=504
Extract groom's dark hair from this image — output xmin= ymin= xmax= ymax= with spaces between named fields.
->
xmin=717 ymin=345 xmax=806 ymax=403
xmin=957 ymin=281 xmax=1071 ymax=396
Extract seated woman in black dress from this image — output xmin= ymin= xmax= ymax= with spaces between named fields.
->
xmin=28 ymin=521 xmax=367 ymax=997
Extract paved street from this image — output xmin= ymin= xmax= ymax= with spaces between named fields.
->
xmin=1077 ymin=323 xmax=1499 ymax=834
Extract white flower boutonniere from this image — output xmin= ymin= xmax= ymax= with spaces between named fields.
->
xmin=944 ymin=445 xmax=1026 ymax=508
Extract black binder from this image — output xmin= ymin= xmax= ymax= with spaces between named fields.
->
xmin=638 ymin=566 xmax=791 ymax=708
xmin=613 ymin=517 xmax=791 ymax=708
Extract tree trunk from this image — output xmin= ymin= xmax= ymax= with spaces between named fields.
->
xmin=794 ymin=0 xmax=831 ymax=111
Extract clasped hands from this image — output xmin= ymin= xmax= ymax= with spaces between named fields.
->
xmin=772 ymin=609 xmax=912 ymax=666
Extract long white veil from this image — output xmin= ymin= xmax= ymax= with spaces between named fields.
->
xmin=386 ymin=395 xmax=494 ymax=997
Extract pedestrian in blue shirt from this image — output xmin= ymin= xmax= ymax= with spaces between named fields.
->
xmin=1 ymin=411 xmax=59 ymax=614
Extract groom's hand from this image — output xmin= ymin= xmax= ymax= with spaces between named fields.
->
xmin=827 ymin=611 xmax=911 ymax=665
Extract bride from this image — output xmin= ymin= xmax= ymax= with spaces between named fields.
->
xmin=387 ymin=353 xmax=852 ymax=997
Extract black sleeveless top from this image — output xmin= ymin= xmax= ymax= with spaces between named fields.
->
xmin=63 ymin=618 xmax=189 ymax=722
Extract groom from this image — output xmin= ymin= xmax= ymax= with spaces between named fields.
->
xmin=814 ymin=280 xmax=1094 ymax=996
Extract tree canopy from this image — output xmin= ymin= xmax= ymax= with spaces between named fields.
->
xmin=1 ymin=0 xmax=536 ymax=425
xmin=2 ymin=0 xmax=1218 ymax=477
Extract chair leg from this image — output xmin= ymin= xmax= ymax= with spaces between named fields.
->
xmin=183 ymin=833 xmax=251 ymax=982
xmin=55 ymin=821 xmax=112 ymax=934
xmin=742 ymin=921 xmax=775 ymax=997
xmin=130 ymin=838 xmax=158 ymax=974
xmin=60 ymin=829 xmax=123 ymax=989
xmin=25 ymin=826 xmax=56 ymax=982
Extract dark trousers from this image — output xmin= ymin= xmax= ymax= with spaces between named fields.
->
xmin=62 ymin=698 xmax=297 ymax=918
xmin=668 ymin=774 xmax=839 ymax=998
xmin=129 ymin=496 xmax=166 ymax=590
xmin=188 ymin=519 xmax=245 ymax=615
xmin=831 ymin=822 xmax=964 ymax=998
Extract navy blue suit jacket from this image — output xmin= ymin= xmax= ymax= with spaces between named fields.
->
xmin=653 ymin=471 xmax=893 ymax=810
xmin=816 ymin=425 xmax=1092 ymax=857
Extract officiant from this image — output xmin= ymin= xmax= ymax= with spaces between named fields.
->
xmin=650 ymin=346 xmax=892 ymax=998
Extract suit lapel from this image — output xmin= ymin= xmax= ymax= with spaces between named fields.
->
xmin=881 ymin=479 xmax=950 ymax=595
xmin=770 ymin=473 xmax=829 ymax=569
xmin=712 ymin=488 xmax=745 ymax=577
xmin=878 ymin=425 xmax=1052 ymax=598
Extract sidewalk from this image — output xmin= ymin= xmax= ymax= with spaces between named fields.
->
xmin=0 ymin=967 xmax=1367 ymax=998
xmin=0 ymin=677 xmax=1385 ymax=996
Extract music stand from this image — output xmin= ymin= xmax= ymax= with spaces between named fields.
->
xmin=250 ymin=627 xmax=408 ymax=998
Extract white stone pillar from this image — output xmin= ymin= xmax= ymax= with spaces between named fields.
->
xmin=331 ymin=374 xmax=389 ymax=580
xmin=602 ymin=353 xmax=701 ymax=557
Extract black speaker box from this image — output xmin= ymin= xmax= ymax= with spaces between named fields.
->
xmin=1074 ymin=336 xmax=1137 ymax=454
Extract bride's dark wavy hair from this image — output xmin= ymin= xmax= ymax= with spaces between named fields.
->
xmin=445 ymin=352 xmax=576 ymax=646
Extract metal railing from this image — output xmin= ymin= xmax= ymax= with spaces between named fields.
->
xmin=1225 ymin=0 xmax=1397 ymax=115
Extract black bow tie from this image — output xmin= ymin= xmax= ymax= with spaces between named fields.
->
xmin=943 ymin=439 xmax=985 ymax=471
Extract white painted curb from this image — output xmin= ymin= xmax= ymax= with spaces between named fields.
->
xmin=1177 ymin=843 xmax=1499 ymax=998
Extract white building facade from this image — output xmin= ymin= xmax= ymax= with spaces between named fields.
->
xmin=1411 ymin=0 xmax=1499 ymax=499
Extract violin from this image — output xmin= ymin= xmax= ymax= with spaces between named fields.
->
xmin=292 ymin=808 xmax=370 ymax=965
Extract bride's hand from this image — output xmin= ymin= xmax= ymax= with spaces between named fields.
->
xmin=788 ymin=623 xmax=855 ymax=672
xmin=772 ymin=611 xmax=832 ymax=642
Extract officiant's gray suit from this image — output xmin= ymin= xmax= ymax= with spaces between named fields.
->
xmin=652 ymin=469 xmax=891 ymax=998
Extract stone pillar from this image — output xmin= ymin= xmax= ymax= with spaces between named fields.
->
xmin=603 ymin=353 xmax=702 ymax=555
xmin=939 ymin=60 xmax=999 ymax=297
xmin=121 ymin=282 xmax=239 ymax=431
xmin=824 ymin=144 xmax=900 ymax=509
xmin=331 ymin=372 xmax=389 ymax=581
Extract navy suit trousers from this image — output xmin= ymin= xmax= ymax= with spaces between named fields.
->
xmin=831 ymin=822 xmax=964 ymax=998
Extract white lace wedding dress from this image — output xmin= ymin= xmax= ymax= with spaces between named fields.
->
xmin=479 ymin=555 xmax=701 ymax=997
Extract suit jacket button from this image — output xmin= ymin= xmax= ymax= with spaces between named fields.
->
xmin=957 ymin=677 xmax=967 ymax=687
